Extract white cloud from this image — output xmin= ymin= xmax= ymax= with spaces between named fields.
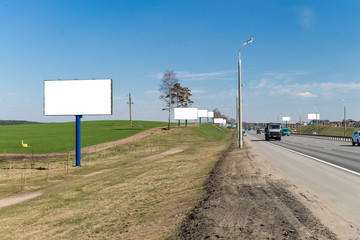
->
xmin=190 ymin=89 xmax=205 ymax=94
xmin=195 ymin=89 xmax=235 ymax=100
xmin=0 ymin=93 xmax=17 ymax=96
xmin=295 ymin=91 xmax=318 ymax=98
xmin=144 ymin=90 xmax=159 ymax=94
xmin=154 ymin=70 xmax=236 ymax=82
xmin=264 ymin=71 xmax=309 ymax=82
xmin=178 ymin=70 xmax=236 ymax=81
xmin=297 ymin=7 xmax=315 ymax=30
xmin=251 ymin=70 xmax=360 ymax=99
xmin=318 ymin=82 xmax=360 ymax=89
xmin=256 ymin=78 xmax=269 ymax=89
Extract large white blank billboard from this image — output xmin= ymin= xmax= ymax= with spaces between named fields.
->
xmin=282 ymin=117 xmax=291 ymax=121
xmin=44 ymin=79 xmax=112 ymax=116
xmin=197 ymin=110 xmax=208 ymax=118
xmin=208 ymin=112 xmax=214 ymax=118
xmin=214 ymin=118 xmax=225 ymax=124
xmin=174 ymin=108 xmax=198 ymax=120
xmin=308 ymin=113 xmax=320 ymax=120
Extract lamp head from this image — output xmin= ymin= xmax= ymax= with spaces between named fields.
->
xmin=247 ymin=38 xmax=253 ymax=44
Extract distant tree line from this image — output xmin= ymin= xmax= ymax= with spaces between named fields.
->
xmin=0 ymin=120 xmax=41 ymax=126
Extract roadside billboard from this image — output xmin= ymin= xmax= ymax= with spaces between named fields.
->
xmin=282 ymin=117 xmax=291 ymax=122
xmin=44 ymin=79 xmax=113 ymax=116
xmin=197 ymin=110 xmax=208 ymax=118
xmin=308 ymin=113 xmax=320 ymax=120
xmin=174 ymin=108 xmax=198 ymax=120
xmin=208 ymin=112 xmax=214 ymax=118
xmin=214 ymin=118 xmax=225 ymax=124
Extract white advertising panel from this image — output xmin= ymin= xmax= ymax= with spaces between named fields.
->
xmin=214 ymin=118 xmax=224 ymax=124
xmin=44 ymin=79 xmax=112 ymax=116
xmin=208 ymin=112 xmax=214 ymax=118
xmin=308 ymin=113 xmax=320 ymax=120
xmin=197 ymin=110 xmax=208 ymax=118
xmin=174 ymin=108 xmax=198 ymax=120
xmin=282 ymin=117 xmax=291 ymax=121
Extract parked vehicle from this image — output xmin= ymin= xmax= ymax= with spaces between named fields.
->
xmin=352 ymin=131 xmax=360 ymax=146
xmin=282 ymin=127 xmax=290 ymax=136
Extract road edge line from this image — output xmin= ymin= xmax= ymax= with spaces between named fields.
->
xmin=269 ymin=142 xmax=360 ymax=177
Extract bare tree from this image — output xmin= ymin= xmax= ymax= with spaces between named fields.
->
xmin=159 ymin=70 xmax=178 ymax=130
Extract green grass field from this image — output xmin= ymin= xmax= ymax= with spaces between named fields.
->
xmin=0 ymin=123 xmax=233 ymax=239
xmin=0 ymin=120 xmax=173 ymax=154
xmin=296 ymin=125 xmax=359 ymax=137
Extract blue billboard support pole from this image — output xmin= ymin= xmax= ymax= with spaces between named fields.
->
xmin=75 ymin=115 xmax=82 ymax=167
xmin=199 ymin=117 xmax=202 ymax=124
xmin=286 ymin=121 xmax=288 ymax=128
xmin=185 ymin=120 xmax=188 ymax=128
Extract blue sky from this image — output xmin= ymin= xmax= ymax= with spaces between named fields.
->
xmin=1 ymin=0 xmax=360 ymax=123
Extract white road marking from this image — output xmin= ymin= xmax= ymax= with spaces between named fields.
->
xmin=268 ymin=142 xmax=360 ymax=178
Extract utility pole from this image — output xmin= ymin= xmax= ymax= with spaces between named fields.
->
xmin=127 ymin=93 xmax=134 ymax=127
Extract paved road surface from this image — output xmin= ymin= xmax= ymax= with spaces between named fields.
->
xmin=247 ymin=131 xmax=360 ymax=224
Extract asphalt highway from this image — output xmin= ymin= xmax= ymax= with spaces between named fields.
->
xmin=246 ymin=131 xmax=360 ymax=225
xmin=250 ymin=132 xmax=360 ymax=174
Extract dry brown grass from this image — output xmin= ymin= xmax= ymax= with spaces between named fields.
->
xmin=0 ymin=124 xmax=232 ymax=239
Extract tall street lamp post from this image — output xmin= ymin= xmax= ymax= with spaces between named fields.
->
xmin=339 ymin=97 xmax=346 ymax=137
xmin=313 ymin=106 xmax=319 ymax=133
xmin=238 ymin=38 xmax=253 ymax=148
xmin=236 ymin=94 xmax=239 ymax=139
xmin=298 ymin=110 xmax=301 ymax=134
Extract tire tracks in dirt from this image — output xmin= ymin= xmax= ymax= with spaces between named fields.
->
xmin=176 ymin=141 xmax=339 ymax=239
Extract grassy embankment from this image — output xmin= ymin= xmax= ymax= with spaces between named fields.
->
xmin=296 ymin=124 xmax=359 ymax=137
xmin=0 ymin=120 xmax=172 ymax=154
xmin=0 ymin=123 xmax=232 ymax=239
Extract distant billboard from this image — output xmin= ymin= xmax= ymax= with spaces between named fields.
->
xmin=282 ymin=117 xmax=291 ymax=121
xmin=44 ymin=79 xmax=112 ymax=116
xmin=174 ymin=108 xmax=198 ymax=120
xmin=197 ymin=110 xmax=208 ymax=118
xmin=208 ymin=112 xmax=214 ymax=118
xmin=214 ymin=118 xmax=225 ymax=124
xmin=308 ymin=113 xmax=320 ymax=120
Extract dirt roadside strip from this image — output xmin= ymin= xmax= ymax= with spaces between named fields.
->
xmin=0 ymin=126 xmax=164 ymax=159
xmin=175 ymin=139 xmax=360 ymax=239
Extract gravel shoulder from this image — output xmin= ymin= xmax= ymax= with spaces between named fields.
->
xmin=176 ymin=139 xmax=360 ymax=239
